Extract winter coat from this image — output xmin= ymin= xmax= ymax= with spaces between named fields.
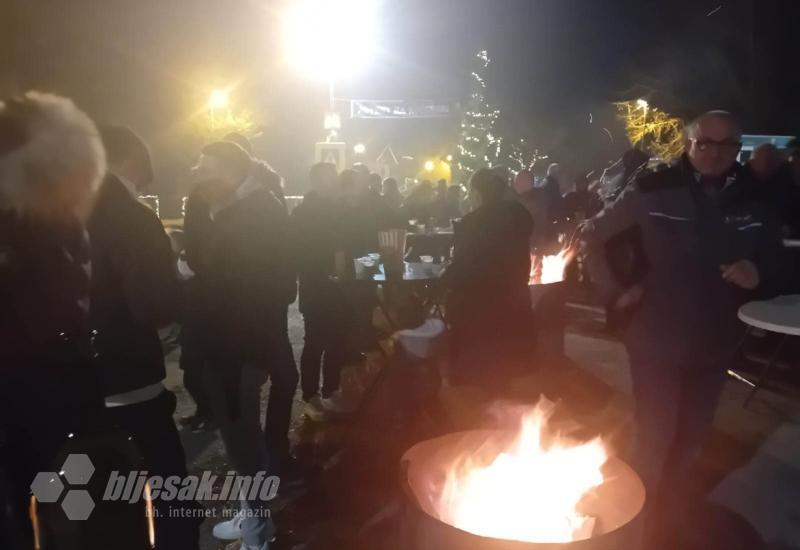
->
xmin=198 ymin=186 xmax=295 ymax=363
xmin=290 ymin=191 xmax=344 ymax=314
xmin=582 ymin=155 xmax=788 ymax=365
xmin=87 ymin=174 xmax=180 ymax=396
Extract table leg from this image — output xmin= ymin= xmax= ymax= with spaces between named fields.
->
xmin=743 ymin=334 xmax=788 ymax=408
xmin=725 ymin=326 xmax=752 ymax=384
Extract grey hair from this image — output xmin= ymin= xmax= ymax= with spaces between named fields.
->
xmin=685 ymin=110 xmax=742 ymax=140
xmin=0 ymin=91 xmax=105 ymax=222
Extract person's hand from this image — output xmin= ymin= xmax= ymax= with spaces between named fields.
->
xmin=614 ymin=285 xmax=643 ymax=310
xmin=721 ymin=260 xmax=759 ymax=290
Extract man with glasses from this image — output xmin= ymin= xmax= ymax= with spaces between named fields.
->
xmin=581 ymin=111 xmax=786 ymax=543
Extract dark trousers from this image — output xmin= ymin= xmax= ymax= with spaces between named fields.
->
xmin=206 ymin=308 xmax=298 ymax=474
xmin=263 ymin=309 xmax=299 ymax=467
xmin=300 ymin=309 xmax=345 ymax=401
xmin=105 ymin=390 xmax=199 ymax=550
xmin=627 ymin=348 xmax=727 ymax=533
xmin=204 ymin=365 xmax=272 ymax=547
xmin=179 ymin=323 xmax=212 ymax=419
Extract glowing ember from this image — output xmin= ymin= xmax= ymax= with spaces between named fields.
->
xmin=530 ymin=248 xmax=573 ymax=285
xmin=436 ymin=399 xmax=608 ymax=543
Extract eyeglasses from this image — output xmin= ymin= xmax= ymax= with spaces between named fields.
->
xmin=690 ymin=138 xmax=742 ymax=152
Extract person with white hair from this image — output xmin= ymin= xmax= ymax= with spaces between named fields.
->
xmin=0 ymin=92 xmax=106 ymax=546
xmin=581 ymin=110 xmax=788 ymax=544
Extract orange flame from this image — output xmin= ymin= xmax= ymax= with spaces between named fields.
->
xmin=530 ymin=247 xmax=574 ymax=285
xmin=436 ymin=399 xmax=608 ymax=543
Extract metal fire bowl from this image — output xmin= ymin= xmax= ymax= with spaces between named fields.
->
xmin=401 ymin=430 xmax=645 ymax=550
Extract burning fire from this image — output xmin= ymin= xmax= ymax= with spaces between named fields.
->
xmin=436 ymin=399 xmax=608 ymax=543
xmin=530 ymin=248 xmax=573 ymax=285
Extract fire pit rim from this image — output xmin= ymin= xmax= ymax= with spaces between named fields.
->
xmin=401 ymin=429 xmax=646 ymax=547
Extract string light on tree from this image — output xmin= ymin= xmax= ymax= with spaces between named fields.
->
xmin=455 ymin=49 xmax=503 ymax=179
xmin=615 ymin=99 xmax=683 ymax=161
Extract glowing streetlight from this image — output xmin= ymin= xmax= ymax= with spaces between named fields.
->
xmin=208 ymin=89 xmax=230 ymax=110
xmin=353 ymin=143 xmax=366 ymax=155
xmin=424 ymin=160 xmax=436 ymax=172
xmin=283 ymin=0 xmax=377 ymax=139
xmin=445 ymin=154 xmax=453 ymax=162
xmin=283 ymin=0 xmax=377 ymax=82
xmin=636 ymin=98 xmax=649 ymax=110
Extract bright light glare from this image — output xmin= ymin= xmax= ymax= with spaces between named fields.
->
xmin=445 ymin=154 xmax=453 ymax=162
xmin=636 ymin=98 xmax=649 ymax=110
xmin=208 ymin=89 xmax=229 ymax=110
xmin=283 ymin=0 xmax=377 ymax=81
xmin=424 ymin=160 xmax=436 ymax=172
xmin=324 ymin=112 xmax=342 ymax=130
xmin=353 ymin=143 xmax=366 ymax=154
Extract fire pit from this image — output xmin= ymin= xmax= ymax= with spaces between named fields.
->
xmin=401 ymin=400 xmax=644 ymax=549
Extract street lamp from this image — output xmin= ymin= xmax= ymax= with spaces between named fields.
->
xmin=424 ymin=160 xmax=436 ymax=172
xmin=283 ymin=0 xmax=377 ymax=139
xmin=207 ymin=89 xmax=230 ymax=128
xmin=208 ymin=89 xmax=229 ymax=110
xmin=354 ymin=143 xmax=366 ymax=155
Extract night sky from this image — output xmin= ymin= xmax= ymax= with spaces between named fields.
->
xmin=2 ymin=0 xmax=798 ymax=207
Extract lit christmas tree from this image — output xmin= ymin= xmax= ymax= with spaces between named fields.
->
xmin=455 ymin=50 xmax=502 ymax=180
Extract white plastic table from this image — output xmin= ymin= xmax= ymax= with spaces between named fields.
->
xmin=733 ymin=295 xmax=800 ymax=406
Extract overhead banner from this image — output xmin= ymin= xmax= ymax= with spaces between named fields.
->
xmin=349 ymin=99 xmax=457 ymax=119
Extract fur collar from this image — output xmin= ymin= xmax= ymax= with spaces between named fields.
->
xmin=0 ymin=92 xmax=106 ymax=223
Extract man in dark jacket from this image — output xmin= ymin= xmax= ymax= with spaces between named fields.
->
xmin=88 ymin=125 xmax=198 ymax=549
xmin=746 ymin=143 xmax=800 ymax=238
xmin=192 ymin=141 xmax=296 ymax=550
xmin=445 ymin=168 xmax=534 ymax=389
xmin=581 ymin=111 xmax=787 ymax=541
xmin=291 ymin=162 xmax=352 ymax=420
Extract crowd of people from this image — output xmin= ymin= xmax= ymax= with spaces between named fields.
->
xmin=1 ymin=91 xmax=799 ymax=550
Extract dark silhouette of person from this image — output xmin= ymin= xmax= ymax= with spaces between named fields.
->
xmin=292 ymin=162 xmax=353 ymax=419
xmin=382 ymin=177 xmax=403 ymax=210
xmin=445 ymin=168 xmax=534 ymax=389
xmin=746 ymin=143 xmax=800 ymax=237
xmin=191 ymin=141 xmax=296 ymax=548
xmin=88 ymin=125 xmax=199 ymax=548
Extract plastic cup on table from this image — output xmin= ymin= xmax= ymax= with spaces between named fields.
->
xmin=353 ymin=258 xmax=367 ymax=278
xmin=420 ymin=255 xmax=435 ymax=276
